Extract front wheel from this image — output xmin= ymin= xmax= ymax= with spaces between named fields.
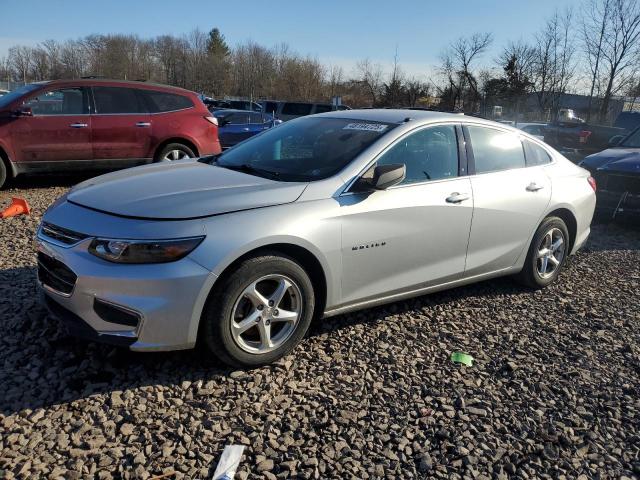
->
xmin=201 ymin=254 xmax=315 ymax=367
xmin=517 ymin=216 xmax=570 ymax=288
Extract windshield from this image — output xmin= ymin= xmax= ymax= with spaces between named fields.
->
xmin=620 ymin=127 xmax=640 ymax=148
xmin=0 ymin=84 xmax=41 ymax=109
xmin=215 ymin=117 xmax=394 ymax=181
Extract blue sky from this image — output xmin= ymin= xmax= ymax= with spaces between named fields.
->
xmin=2 ymin=0 xmax=578 ymax=77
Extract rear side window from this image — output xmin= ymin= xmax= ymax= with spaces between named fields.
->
xmin=93 ymin=87 xmax=144 ymax=114
xmin=467 ymin=125 xmax=525 ymax=173
xmin=524 ymin=140 xmax=552 ymax=166
xmin=281 ymin=102 xmax=312 ymax=116
xmin=142 ymin=90 xmax=193 ymax=113
xmin=24 ymin=88 xmax=86 ymax=115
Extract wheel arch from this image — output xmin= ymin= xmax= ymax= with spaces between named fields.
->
xmin=153 ymin=137 xmax=200 ymax=160
xmin=0 ymin=144 xmax=17 ymax=179
xmin=545 ymin=207 xmax=577 ymax=252
xmin=208 ymin=243 xmax=328 ymax=319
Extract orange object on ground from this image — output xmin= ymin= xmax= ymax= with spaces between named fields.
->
xmin=0 ymin=197 xmax=31 ymax=218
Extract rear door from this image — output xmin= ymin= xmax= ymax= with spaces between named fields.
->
xmin=90 ymin=86 xmax=152 ymax=161
xmin=10 ymin=86 xmax=91 ymax=162
xmin=464 ymin=125 xmax=551 ymax=276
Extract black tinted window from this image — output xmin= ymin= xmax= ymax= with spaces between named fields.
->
xmin=142 ymin=90 xmax=193 ymax=112
xmin=93 ymin=87 xmax=143 ymax=114
xmin=281 ymin=102 xmax=312 ymax=116
xmin=314 ymin=104 xmax=332 ymax=113
xmin=376 ymin=125 xmax=459 ymax=185
xmin=25 ymin=88 xmax=85 ymax=115
xmin=226 ymin=113 xmax=249 ymax=124
xmin=524 ymin=140 xmax=552 ymax=166
xmin=467 ymin=126 xmax=525 ymax=173
xmin=263 ymin=102 xmax=279 ymax=114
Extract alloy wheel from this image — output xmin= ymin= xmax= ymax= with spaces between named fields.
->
xmin=536 ymin=227 xmax=566 ymax=279
xmin=230 ymin=274 xmax=302 ymax=354
xmin=162 ymin=149 xmax=189 ymax=161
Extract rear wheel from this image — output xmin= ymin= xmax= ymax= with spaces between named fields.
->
xmin=517 ymin=216 xmax=569 ymax=288
xmin=156 ymin=143 xmax=196 ymax=162
xmin=201 ymin=254 xmax=315 ymax=367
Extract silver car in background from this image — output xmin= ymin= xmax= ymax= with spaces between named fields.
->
xmin=37 ymin=110 xmax=596 ymax=367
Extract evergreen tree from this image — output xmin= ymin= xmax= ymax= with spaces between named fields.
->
xmin=207 ymin=28 xmax=229 ymax=58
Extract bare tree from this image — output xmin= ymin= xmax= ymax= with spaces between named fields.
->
xmin=598 ymin=0 xmax=640 ymax=120
xmin=355 ymin=58 xmax=384 ymax=106
xmin=581 ymin=0 xmax=612 ymax=120
xmin=439 ymin=33 xmax=493 ymax=112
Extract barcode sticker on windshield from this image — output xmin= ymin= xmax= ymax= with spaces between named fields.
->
xmin=343 ymin=123 xmax=388 ymax=132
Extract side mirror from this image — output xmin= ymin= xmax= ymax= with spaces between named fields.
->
xmin=608 ymin=135 xmax=624 ymax=147
xmin=13 ymin=106 xmax=33 ymax=117
xmin=353 ymin=164 xmax=406 ymax=192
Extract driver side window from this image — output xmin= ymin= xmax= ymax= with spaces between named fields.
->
xmin=376 ymin=125 xmax=459 ymax=185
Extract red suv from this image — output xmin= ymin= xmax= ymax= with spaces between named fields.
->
xmin=0 ymin=79 xmax=221 ymax=187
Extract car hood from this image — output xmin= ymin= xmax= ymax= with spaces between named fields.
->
xmin=581 ymin=148 xmax=640 ymax=175
xmin=67 ymin=160 xmax=308 ymax=220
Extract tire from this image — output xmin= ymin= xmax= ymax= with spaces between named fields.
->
xmin=201 ymin=254 xmax=315 ymax=368
xmin=0 ymin=160 xmax=6 ymax=190
xmin=156 ymin=143 xmax=196 ymax=162
xmin=517 ymin=216 xmax=570 ymax=289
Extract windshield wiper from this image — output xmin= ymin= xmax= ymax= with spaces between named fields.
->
xmin=217 ymin=162 xmax=281 ymax=180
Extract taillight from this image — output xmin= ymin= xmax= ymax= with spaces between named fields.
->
xmin=204 ymin=115 xmax=218 ymax=126
xmin=587 ymin=176 xmax=597 ymax=192
xmin=579 ymin=130 xmax=592 ymax=144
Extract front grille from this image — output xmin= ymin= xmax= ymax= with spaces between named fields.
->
xmin=40 ymin=222 xmax=88 ymax=245
xmin=37 ymin=252 xmax=77 ymax=295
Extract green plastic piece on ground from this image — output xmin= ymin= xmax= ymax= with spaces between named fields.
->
xmin=451 ymin=352 xmax=474 ymax=366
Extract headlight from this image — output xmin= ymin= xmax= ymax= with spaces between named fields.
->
xmin=88 ymin=236 xmax=204 ymax=264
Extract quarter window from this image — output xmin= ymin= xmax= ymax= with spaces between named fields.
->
xmin=375 ymin=125 xmax=459 ymax=185
xmin=24 ymin=88 xmax=86 ymax=115
xmin=467 ymin=126 xmax=525 ymax=173
xmin=249 ymin=112 xmax=264 ymax=124
xmin=93 ymin=87 xmax=144 ymax=114
xmin=524 ymin=139 xmax=552 ymax=166
xmin=142 ymin=90 xmax=193 ymax=113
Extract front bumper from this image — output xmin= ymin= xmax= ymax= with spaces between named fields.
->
xmin=38 ymin=235 xmax=216 ymax=351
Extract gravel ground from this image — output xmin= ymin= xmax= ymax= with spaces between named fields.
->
xmin=1 ymin=178 xmax=639 ymax=479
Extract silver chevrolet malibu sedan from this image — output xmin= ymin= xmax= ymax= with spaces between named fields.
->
xmin=37 ymin=110 xmax=596 ymax=367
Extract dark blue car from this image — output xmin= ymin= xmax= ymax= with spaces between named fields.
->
xmin=213 ymin=109 xmax=281 ymax=148
xmin=580 ymin=126 xmax=640 ymax=220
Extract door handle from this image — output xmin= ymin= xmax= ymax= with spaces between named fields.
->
xmin=526 ymin=182 xmax=545 ymax=192
xmin=136 ymin=122 xmax=151 ymax=127
xmin=69 ymin=123 xmax=88 ymax=128
xmin=446 ymin=192 xmax=470 ymax=204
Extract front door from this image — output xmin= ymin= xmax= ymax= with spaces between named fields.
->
xmin=463 ymin=125 xmax=552 ymax=276
xmin=90 ymin=86 xmax=152 ymax=160
xmin=340 ymin=124 xmax=473 ymax=305
xmin=10 ymin=86 xmax=92 ymax=162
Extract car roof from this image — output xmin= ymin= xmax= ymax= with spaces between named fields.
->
xmin=30 ymin=79 xmax=196 ymax=95
xmin=213 ymin=109 xmax=266 ymax=114
xmin=315 ymin=108 xmax=473 ymax=124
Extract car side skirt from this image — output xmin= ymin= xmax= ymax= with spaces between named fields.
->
xmin=322 ymin=265 xmax=521 ymax=318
